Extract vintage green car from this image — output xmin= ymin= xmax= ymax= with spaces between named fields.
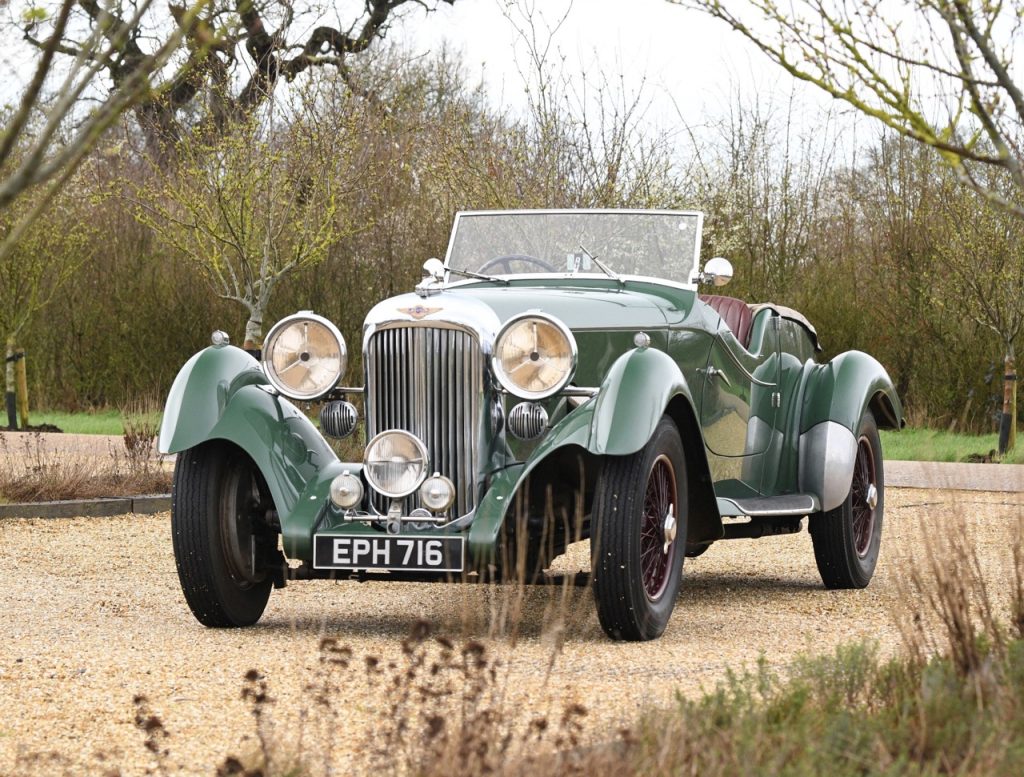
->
xmin=160 ymin=209 xmax=902 ymax=641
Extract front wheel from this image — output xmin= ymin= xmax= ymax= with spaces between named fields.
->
xmin=592 ymin=417 xmax=687 ymax=641
xmin=171 ymin=442 xmax=279 ymax=627
xmin=810 ymin=410 xmax=884 ymax=589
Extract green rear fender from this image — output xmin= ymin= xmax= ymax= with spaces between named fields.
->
xmin=800 ymin=350 xmax=903 ymax=433
xmin=159 ymin=345 xmax=344 ymax=558
xmin=469 ymin=346 xmax=704 ymax=556
xmin=798 ymin=350 xmax=903 ymax=512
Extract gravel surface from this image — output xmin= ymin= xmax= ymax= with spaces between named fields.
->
xmin=1 ymin=488 xmax=1022 ymax=775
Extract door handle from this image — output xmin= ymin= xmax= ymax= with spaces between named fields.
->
xmin=704 ymin=365 xmax=732 ymax=386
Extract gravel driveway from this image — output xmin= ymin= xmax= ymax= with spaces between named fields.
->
xmin=1 ymin=487 xmax=1021 ymax=775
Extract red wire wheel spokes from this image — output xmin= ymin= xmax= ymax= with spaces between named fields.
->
xmin=640 ymin=454 xmax=677 ymax=600
xmin=850 ymin=435 xmax=878 ymax=558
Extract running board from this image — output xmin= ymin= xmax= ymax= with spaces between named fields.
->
xmin=716 ymin=493 xmax=820 ymax=518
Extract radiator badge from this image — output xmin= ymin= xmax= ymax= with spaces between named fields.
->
xmin=398 ymin=305 xmax=442 ymax=320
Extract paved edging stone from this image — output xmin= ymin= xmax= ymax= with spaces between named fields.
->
xmin=886 ymin=460 xmax=1024 ymax=492
xmin=0 ymin=494 xmax=171 ymax=519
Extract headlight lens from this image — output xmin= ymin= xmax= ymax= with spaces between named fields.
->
xmin=492 ymin=314 xmax=577 ymax=399
xmin=363 ymin=430 xmax=429 ymax=499
xmin=262 ymin=312 xmax=346 ymax=400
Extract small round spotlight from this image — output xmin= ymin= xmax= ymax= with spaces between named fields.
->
xmin=211 ymin=330 xmax=230 ymax=347
xmin=329 ymin=471 xmax=364 ymax=510
xmin=419 ymin=473 xmax=456 ymax=512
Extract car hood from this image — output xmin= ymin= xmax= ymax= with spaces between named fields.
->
xmin=364 ymin=284 xmax=682 ymax=344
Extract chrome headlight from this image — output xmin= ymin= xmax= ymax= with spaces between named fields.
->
xmin=492 ymin=313 xmax=577 ymax=400
xmin=363 ymin=430 xmax=429 ymax=499
xmin=262 ymin=312 xmax=347 ymax=401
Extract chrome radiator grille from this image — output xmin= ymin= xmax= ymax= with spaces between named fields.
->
xmin=365 ymin=325 xmax=484 ymax=517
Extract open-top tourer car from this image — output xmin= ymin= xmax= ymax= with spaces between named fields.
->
xmin=160 ymin=209 xmax=902 ymax=641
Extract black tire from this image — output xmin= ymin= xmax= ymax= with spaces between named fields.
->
xmin=171 ymin=441 xmax=277 ymax=627
xmin=592 ymin=417 xmax=687 ymax=641
xmin=810 ymin=410 xmax=884 ymax=589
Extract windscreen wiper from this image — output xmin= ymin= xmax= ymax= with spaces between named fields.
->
xmin=579 ymin=244 xmax=623 ymax=285
xmin=450 ymin=267 xmax=510 ymax=285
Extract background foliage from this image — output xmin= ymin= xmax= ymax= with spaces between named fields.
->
xmin=8 ymin=44 xmax=1020 ymax=430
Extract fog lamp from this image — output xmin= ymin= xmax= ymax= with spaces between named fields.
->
xmin=329 ymin=471 xmax=363 ymax=510
xmin=419 ymin=473 xmax=456 ymax=512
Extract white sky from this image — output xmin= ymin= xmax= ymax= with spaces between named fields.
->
xmin=397 ymin=0 xmax=810 ymax=126
xmin=0 ymin=0 xmax=839 ymax=157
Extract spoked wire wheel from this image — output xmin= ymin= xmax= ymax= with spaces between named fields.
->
xmin=593 ymin=417 xmax=687 ymax=641
xmin=810 ymin=410 xmax=885 ymax=589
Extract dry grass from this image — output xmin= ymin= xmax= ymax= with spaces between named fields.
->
xmin=0 ymin=399 xmax=171 ymax=502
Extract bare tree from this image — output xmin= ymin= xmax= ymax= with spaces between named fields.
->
xmin=11 ymin=0 xmax=455 ymax=157
xmin=931 ymin=173 xmax=1024 ymax=451
xmin=130 ymin=98 xmax=371 ymax=349
xmin=0 ymin=0 xmax=210 ymax=260
xmin=678 ymin=1 xmax=1024 ymax=217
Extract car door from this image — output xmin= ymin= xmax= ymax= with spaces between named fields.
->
xmin=699 ymin=318 xmax=780 ymax=495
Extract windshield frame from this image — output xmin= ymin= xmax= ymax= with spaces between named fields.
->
xmin=441 ymin=208 xmax=705 ymax=290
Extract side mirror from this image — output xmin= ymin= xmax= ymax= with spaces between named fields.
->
xmin=422 ymin=257 xmax=446 ymax=282
xmin=698 ymin=257 xmax=733 ymax=287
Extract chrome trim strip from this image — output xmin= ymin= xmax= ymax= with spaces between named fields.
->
xmin=714 ymin=338 xmax=777 ymax=388
xmin=444 ymin=273 xmax=701 ymax=293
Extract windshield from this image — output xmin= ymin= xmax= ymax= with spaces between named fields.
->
xmin=444 ymin=210 xmax=703 ymax=286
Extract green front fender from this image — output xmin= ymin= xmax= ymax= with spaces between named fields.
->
xmin=589 ymin=346 xmax=696 ymax=455
xmin=798 ymin=350 xmax=903 ymax=512
xmin=469 ymin=346 xmax=700 ymax=557
xmin=159 ymin=344 xmax=344 ymax=558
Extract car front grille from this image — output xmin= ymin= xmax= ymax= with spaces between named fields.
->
xmin=365 ymin=325 xmax=484 ymax=518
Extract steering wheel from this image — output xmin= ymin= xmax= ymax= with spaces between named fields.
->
xmin=477 ymin=254 xmax=557 ymax=274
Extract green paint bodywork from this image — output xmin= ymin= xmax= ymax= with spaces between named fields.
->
xmin=160 ymin=274 xmax=904 ymax=567
xmin=159 ymin=344 xmax=346 ymax=558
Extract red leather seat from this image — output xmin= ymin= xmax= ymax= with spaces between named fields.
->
xmin=699 ymin=295 xmax=753 ymax=350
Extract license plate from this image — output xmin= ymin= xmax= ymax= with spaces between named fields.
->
xmin=312 ymin=534 xmax=465 ymax=572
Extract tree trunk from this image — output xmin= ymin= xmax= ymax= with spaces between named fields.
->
xmin=243 ymin=310 xmax=263 ymax=359
xmin=1008 ymin=348 xmax=1017 ymax=453
xmin=1000 ymin=347 xmax=1017 ymax=454
xmin=5 ymin=336 xmax=17 ymax=429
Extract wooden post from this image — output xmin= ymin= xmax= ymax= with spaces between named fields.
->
xmin=1000 ymin=351 xmax=1016 ymax=454
xmin=15 ymin=348 xmax=28 ymax=430
xmin=4 ymin=336 xmax=16 ymax=429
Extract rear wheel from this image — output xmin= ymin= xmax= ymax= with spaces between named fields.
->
xmin=592 ymin=417 xmax=687 ymax=641
xmin=171 ymin=442 xmax=279 ymax=627
xmin=810 ymin=410 xmax=884 ymax=589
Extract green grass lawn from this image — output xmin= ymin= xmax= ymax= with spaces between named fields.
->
xmin=29 ymin=409 xmax=162 ymax=436
xmin=881 ymin=427 xmax=1024 ymax=464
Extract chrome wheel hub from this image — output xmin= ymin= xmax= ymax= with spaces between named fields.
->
xmin=662 ymin=506 xmax=677 ymax=554
xmin=866 ymin=483 xmax=878 ymax=510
